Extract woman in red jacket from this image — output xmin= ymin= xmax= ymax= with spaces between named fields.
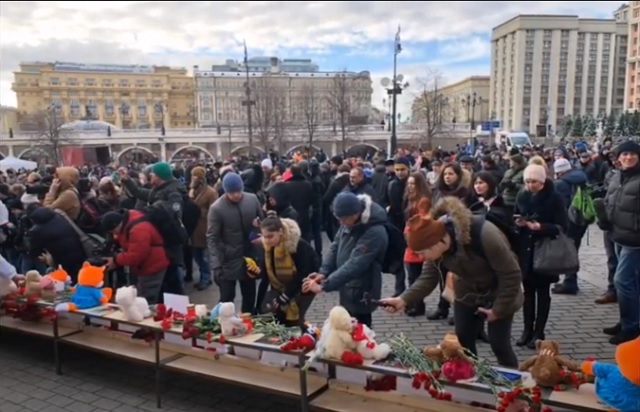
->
xmin=403 ymin=172 xmax=432 ymax=317
xmin=102 ymin=210 xmax=169 ymax=304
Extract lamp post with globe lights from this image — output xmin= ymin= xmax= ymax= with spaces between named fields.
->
xmin=381 ymin=25 xmax=407 ymax=154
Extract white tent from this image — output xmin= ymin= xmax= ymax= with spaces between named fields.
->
xmin=0 ymin=156 xmax=38 ymax=172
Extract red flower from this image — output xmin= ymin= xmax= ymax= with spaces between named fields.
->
xmin=498 ymin=392 xmax=506 ymax=398
xmin=205 ymin=331 xmax=213 ymax=343
xmin=161 ymin=318 xmax=172 ymax=330
xmin=219 ymin=335 xmax=226 ymax=344
xmin=542 ymin=407 xmax=553 ymax=412
xmin=411 ymin=377 xmax=421 ymax=389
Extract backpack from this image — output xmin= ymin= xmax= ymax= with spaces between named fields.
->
xmin=54 ymin=209 xmax=106 ymax=258
xmin=469 ymin=213 xmax=519 ymax=261
xmin=568 ymin=185 xmax=596 ymax=227
xmin=128 ymin=196 xmax=189 ymax=248
xmin=381 ymin=222 xmax=406 ymax=273
xmin=72 ymin=191 xmax=103 ymax=234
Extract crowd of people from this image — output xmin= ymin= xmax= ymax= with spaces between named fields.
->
xmin=0 ymin=137 xmax=638 ymax=368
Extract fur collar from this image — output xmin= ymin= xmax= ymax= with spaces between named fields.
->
xmin=280 ymin=218 xmax=301 ymax=253
xmin=356 ymin=194 xmax=373 ymax=224
xmin=430 ymin=196 xmax=472 ymax=250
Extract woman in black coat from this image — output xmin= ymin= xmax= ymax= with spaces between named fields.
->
xmin=513 ymin=165 xmax=569 ymax=349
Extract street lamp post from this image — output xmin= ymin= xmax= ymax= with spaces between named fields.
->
xmin=154 ymin=102 xmax=166 ymax=136
xmin=462 ymin=92 xmax=478 ymax=139
xmin=390 ymin=25 xmax=403 ymax=155
xmin=242 ymin=40 xmax=255 ymax=154
xmin=119 ymin=102 xmax=130 ymax=129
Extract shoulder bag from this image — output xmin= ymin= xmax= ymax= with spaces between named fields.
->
xmin=533 ymin=228 xmax=579 ymax=277
xmin=54 ymin=209 xmax=104 ymax=258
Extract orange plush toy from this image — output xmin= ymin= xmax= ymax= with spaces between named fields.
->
xmin=581 ymin=337 xmax=640 ymax=412
xmin=55 ymin=262 xmax=112 ymax=312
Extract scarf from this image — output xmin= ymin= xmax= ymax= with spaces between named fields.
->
xmin=264 ymin=241 xmax=299 ymax=321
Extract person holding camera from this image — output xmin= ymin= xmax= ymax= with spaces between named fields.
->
xmin=512 ymin=164 xmax=568 ymax=349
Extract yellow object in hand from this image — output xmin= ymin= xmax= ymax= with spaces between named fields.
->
xmin=245 ymin=257 xmax=260 ymax=277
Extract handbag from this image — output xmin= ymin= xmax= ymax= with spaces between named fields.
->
xmin=533 ymin=230 xmax=579 ymax=277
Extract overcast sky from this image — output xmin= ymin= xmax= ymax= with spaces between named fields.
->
xmin=0 ymin=1 xmax=620 ymax=116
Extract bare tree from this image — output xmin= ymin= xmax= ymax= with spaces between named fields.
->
xmin=413 ymin=68 xmax=449 ymax=150
xmin=327 ymin=73 xmax=354 ymax=152
xmin=301 ymin=84 xmax=320 ymax=151
xmin=271 ymin=88 xmax=289 ymax=154
xmin=252 ymin=77 xmax=276 ymax=151
xmin=31 ymin=107 xmax=74 ymax=166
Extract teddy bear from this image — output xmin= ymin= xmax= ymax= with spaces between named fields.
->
xmin=352 ymin=322 xmax=391 ymax=361
xmin=24 ymin=270 xmax=43 ymax=296
xmin=39 ymin=266 xmax=72 ymax=300
xmin=0 ymin=277 xmax=18 ymax=297
xmin=424 ymin=332 xmax=475 ymax=382
xmin=55 ymin=262 xmax=112 ymax=312
xmin=115 ymin=286 xmax=151 ymax=322
xmin=316 ymin=306 xmax=358 ymax=362
xmin=581 ymin=337 xmax=640 ymax=412
xmin=518 ymin=339 xmax=580 ymax=388
xmin=210 ymin=302 xmax=246 ymax=336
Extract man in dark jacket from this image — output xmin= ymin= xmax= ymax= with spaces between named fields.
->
xmin=386 ymin=157 xmax=410 ymax=296
xmin=597 ymin=141 xmax=640 ymax=345
xmin=266 ymin=182 xmax=299 ymax=222
xmin=370 ymin=160 xmax=389 ymax=208
xmin=552 ymin=158 xmax=588 ymax=295
xmin=119 ymin=162 xmax=187 ymax=296
xmin=285 ymin=164 xmax=313 ymax=242
xmin=343 ymin=167 xmax=378 ymax=203
xmin=307 ymin=159 xmax=325 ymax=256
xmin=302 ymin=193 xmax=388 ymax=327
xmin=28 ymin=207 xmax=87 ymax=283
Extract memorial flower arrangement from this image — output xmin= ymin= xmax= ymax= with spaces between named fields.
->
xmin=0 ymin=288 xmax=57 ymax=322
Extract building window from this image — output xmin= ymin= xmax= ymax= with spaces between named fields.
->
xmin=86 ymin=99 xmax=97 ymax=117
xmin=105 ymin=100 xmax=114 ymax=116
xmin=119 ymin=79 xmax=129 ymax=87
xmin=137 ymin=100 xmax=147 ymax=117
xmin=201 ymin=96 xmax=211 ymax=108
xmin=50 ymin=99 xmax=62 ymax=112
xmin=70 ymin=99 xmax=80 ymax=116
xmin=154 ymin=102 xmax=163 ymax=114
xmin=120 ymin=101 xmax=131 ymax=116
xmin=85 ymin=78 xmax=96 ymax=86
xmin=102 ymin=79 xmax=113 ymax=87
xmin=136 ymin=80 xmax=146 ymax=88
xmin=49 ymin=77 xmax=60 ymax=85
xmin=202 ymin=113 xmax=211 ymax=121
xmin=67 ymin=78 xmax=78 ymax=86
xmin=152 ymin=80 xmax=162 ymax=88
xmin=543 ymin=41 xmax=551 ymax=49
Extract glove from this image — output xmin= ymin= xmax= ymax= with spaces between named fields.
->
xmin=213 ymin=268 xmax=222 ymax=286
xmin=269 ymin=293 xmax=289 ymax=313
xmin=245 ymin=257 xmax=260 ymax=278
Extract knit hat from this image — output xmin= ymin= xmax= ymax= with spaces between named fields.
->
xmin=101 ymin=211 xmax=124 ymax=232
xmin=261 ymin=158 xmax=273 ymax=169
xmin=508 ymin=147 xmax=525 ymax=166
xmin=523 ymin=164 xmax=547 ymax=183
xmin=20 ymin=193 xmax=40 ymax=205
xmin=332 ymin=192 xmax=363 ymax=218
xmin=553 ymin=158 xmax=572 ymax=175
xmin=191 ymin=166 xmax=206 ymax=179
xmin=394 ymin=157 xmax=411 ymax=169
xmin=406 ymin=198 xmax=447 ymax=251
xmin=151 ymin=162 xmax=173 ymax=181
xmin=615 ymin=141 xmax=640 ymax=158
xmin=222 ymin=172 xmax=244 ymax=193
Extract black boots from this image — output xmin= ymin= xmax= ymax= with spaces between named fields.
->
xmin=405 ymin=302 xmax=426 ymax=317
xmin=516 ymin=298 xmax=535 ymax=347
xmin=527 ymin=294 xmax=551 ymax=349
xmin=427 ymin=307 xmax=449 ymax=320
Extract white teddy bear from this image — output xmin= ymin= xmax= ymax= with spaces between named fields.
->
xmin=115 ymin=286 xmax=151 ymax=322
xmin=317 ymin=306 xmax=357 ymax=361
xmin=354 ymin=323 xmax=391 ymax=361
xmin=0 ymin=277 xmax=17 ymax=298
xmin=210 ymin=302 xmax=246 ymax=336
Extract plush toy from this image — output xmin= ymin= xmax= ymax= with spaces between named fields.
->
xmin=316 ymin=306 xmax=358 ymax=363
xmin=210 ymin=302 xmax=246 ymax=336
xmin=424 ymin=332 xmax=475 ymax=382
xmin=55 ymin=262 xmax=112 ymax=312
xmin=352 ymin=322 xmax=391 ymax=361
xmin=39 ymin=266 xmax=72 ymax=300
xmin=195 ymin=304 xmax=208 ymax=318
xmin=519 ymin=339 xmax=580 ymax=388
xmin=581 ymin=337 xmax=640 ymax=412
xmin=281 ymin=324 xmax=320 ymax=351
xmin=24 ymin=270 xmax=43 ymax=296
xmin=115 ymin=286 xmax=151 ymax=322
xmin=0 ymin=277 xmax=18 ymax=297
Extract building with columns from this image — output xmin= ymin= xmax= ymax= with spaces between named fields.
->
xmin=11 ymin=61 xmax=196 ymax=130
xmin=0 ymin=106 xmax=18 ymax=134
xmin=193 ymin=57 xmax=373 ymax=128
xmin=490 ymin=15 xmax=627 ymax=135
xmin=622 ymin=2 xmax=640 ymax=110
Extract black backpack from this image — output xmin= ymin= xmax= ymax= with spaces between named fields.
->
xmin=469 ymin=213 xmax=519 ymax=262
xmin=128 ymin=196 xmax=188 ymax=248
xmin=381 ymin=222 xmax=406 ymax=273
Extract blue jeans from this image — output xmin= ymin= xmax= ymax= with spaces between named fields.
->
xmin=193 ymin=247 xmax=211 ymax=285
xmin=614 ymin=245 xmax=640 ymax=333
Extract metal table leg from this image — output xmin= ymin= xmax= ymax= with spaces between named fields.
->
xmin=155 ymin=331 xmax=162 ymax=408
xmin=298 ymin=353 xmax=309 ymax=412
xmin=53 ymin=315 xmax=62 ymax=375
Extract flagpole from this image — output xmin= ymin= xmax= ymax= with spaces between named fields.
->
xmin=391 ymin=25 xmax=401 ymax=155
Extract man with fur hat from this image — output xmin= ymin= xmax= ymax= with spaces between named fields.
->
xmin=380 ymin=196 xmax=522 ymax=367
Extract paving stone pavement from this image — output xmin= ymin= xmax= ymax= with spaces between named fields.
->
xmin=0 ymin=226 xmax=619 ymax=411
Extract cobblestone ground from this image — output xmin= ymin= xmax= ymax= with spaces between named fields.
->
xmin=0 ymin=226 xmax=618 ymax=411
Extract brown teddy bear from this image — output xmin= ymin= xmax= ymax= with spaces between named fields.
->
xmin=423 ymin=332 xmax=472 ymax=364
xmin=24 ymin=270 xmax=43 ymax=296
xmin=518 ymin=339 xmax=580 ymax=388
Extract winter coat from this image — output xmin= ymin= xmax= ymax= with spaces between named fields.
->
xmin=554 ymin=168 xmax=587 ymax=209
xmin=285 ymin=175 xmax=313 ymax=240
xmin=28 ymin=207 xmax=87 ymax=282
xmin=113 ymin=210 xmax=170 ymax=277
xmin=319 ymin=194 xmax=389 ymax=316
xmin=603 ymin=165 xmax=640 ymax=248
xmin=387 ymin=177 xmax=407 ymax=231
xmin=514 ymin=179 xmax=569 ymax=284
xmin=43 ymin=167 xmax=81 ymax=220
xmin=206 ymin=192 xmax=264 ymax=281
xmin=370 ymin=165 xmax=389 ymax=208
xmin=266 ymin=182 xmax=299 ymax=223
xmin=189 ymin=183 xmax=218 ymax=249
xmin=500 ymin=165 xmax=526 ymax=207
xmin=342 ymin=180 xmax=379 ymax=204
xmin=401 ymin=197 xmax=523 ymax=319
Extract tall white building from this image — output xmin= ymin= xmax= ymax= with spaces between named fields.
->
xmin=490 ymin=15 xmax=627 ymax=135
